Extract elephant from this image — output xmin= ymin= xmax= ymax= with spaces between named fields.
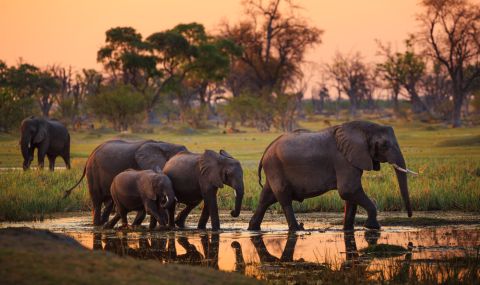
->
xmin=63 ymin=139 xmax=187 ymax=226
xmin=248 ymin=121 xmax=415 ymax=232
xmin=103 ymin=169 xmax=176 ymax=229
xmin=162 ymin=149 xmax=244 ymax=231
xmin=20 ymin=116 xmax=71 ymax=171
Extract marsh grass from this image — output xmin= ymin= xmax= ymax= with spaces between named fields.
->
xmin=0 ymin=119 xmax=479 ymax=221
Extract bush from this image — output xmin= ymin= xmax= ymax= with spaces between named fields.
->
xmin=87 ymin=85 xmax=145 ymax=131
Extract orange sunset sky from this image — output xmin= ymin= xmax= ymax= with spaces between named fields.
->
xmin=1 ymin=0 xmax=421 ymax=76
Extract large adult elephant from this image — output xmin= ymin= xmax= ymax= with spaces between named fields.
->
xmin=20 ymin=116 xmax=71 ymax=171
xmin=163 ymin=150 xmax=244 ymax=230
xmin=63 ymin=139 xmax=187 ymax=226
xmin=248 ymin=121 xmax=415 ymax=231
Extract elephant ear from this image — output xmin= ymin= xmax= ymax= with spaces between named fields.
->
xmin=199 ymin=150 xmax=224 ymax=189
xmin=219 ymin=149 xmax=233 ymax=159
xmin=135 ymin=142 xmax=168 ymax=170
xmin=33 ymin=122 xmax=47 ymax=144
xmin=334 ymin=124 xmax=373 ymax=171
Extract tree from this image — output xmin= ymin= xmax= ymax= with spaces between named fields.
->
xmin=377 ymin=39 xmax=427 ymax=114
xmin=326 ymin=52 xmax=370 ymax=117
xmin=87 ymin=85 xmax=145 ymax=131
xmin=223 ymin=0 xmax=321 ymax=94
xmin=419 ymin=0 xmax=480 ymax=127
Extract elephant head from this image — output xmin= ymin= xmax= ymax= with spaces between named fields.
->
xmin=143 ymin=171 xmax=176 ymax=210
xmin=334 ymin=121 xmax=413 ymax=217
xmin=135 ymin=141 xmax=188 ymax=170
xmin=20 ymin=116 xmax=47 ymax=170
xmin=199 ymin=150 xmax=244 ymax=217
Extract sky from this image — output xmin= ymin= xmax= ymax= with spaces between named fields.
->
xmin=1 ymin=0 xmax=422 ymax=85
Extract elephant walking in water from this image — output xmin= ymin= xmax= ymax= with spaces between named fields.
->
xmin=248 ymin=121 xmax=415 ymax=231
xmin=63 ymin=139 xmax=187 ymax=226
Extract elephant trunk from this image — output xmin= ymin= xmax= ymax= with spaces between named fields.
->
xmin=389 ymin=147 xmax=413 ymax=217
xmin=20 ymin=134 xmax=32 ymax=170
xmin=230 ymin=181 xmax=244 ymax=218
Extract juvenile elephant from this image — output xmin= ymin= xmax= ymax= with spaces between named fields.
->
xmin=20 ymin=116 xmax=71 ymax=171
xmin=104 ymin=169 xmax=175 ymax=229
xmin=248 ymin=121 xmax=415 ymax=231
xmin=64 ymin=139 xmax=187 ymax=226
xmin=162 ymin=150 xmax=244 ymax=230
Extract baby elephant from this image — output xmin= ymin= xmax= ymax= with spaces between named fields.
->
xmin=104 ymin=169 xmax=176 ymax=229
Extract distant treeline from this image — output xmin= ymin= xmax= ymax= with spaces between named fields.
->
xmin=1 ymin=0 xmax=479 ymax=132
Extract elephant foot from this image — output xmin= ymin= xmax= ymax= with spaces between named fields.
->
xmin=197 ymin=225 xmax=207 ymax=230
xmin=175 ymin=220 xmax=186 ymax=228
xmin=288 ymin=222 xmax=304 ymax=232
xmin=157 ymin=225 xmax=171 ymax=231
xmin=364 ymin=219 xmax=381 ymax=230
xmin=247 ymin=220 xmax=261 ymax=231
xmin=343 ymin=224 xmax=355 ymax=232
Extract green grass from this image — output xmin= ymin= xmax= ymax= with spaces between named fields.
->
xmin=0 ymin=118 xmax=479 ymax=221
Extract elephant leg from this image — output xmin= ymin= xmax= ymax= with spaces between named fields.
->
xmin=149 ymin=216 xmax=157 ymax=230
xmin=197 ymin=203 xmax=210 ymax=230
xmin=132 ymin=209 xmax=146 ymax=226
xmin=349 ymin=188 xmax=379 ymax=230
xmin=343 ymin=201 xmax=358 ymax=231
xmin=62 ymin=153 xmax=71 ymax=169
xmin=248 ymin=184 xmax=277 ymax=230
xmin=93 ymin=202 xmax=103 ymax=226
xmin=37 ymin=147 xmax=47 ymax=170
xmin=144 ymin=200 xmax=164 ymax=227
xmin=166 ymin=202 xmax=176 ymax=229
xmin=205 ymin=190 xmax=220 ymax=230
xmin=104 ymin=213 xmax=121 ymax=229
xmin=118 ymin=205 xmax=129 ymax=227
xmin=101 ymin=199 xmax=114 ymax=224
xmin=47 ymin=155 xmax=55 ymax=171
xmin=281 ymin=202 xmax=303 ymax=231
xmin=175 ymin=201 xmax=201 ymax=228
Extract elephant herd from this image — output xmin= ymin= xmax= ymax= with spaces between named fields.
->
xmin=21 ymin=116 xmax=415 ymax=231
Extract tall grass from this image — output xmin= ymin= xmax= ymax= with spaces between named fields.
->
xmin=0 ymin=120 xmax=479 ymax=221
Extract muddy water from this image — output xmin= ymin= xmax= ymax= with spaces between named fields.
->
xmin=3 ymin=212 xmax=480 ymax=283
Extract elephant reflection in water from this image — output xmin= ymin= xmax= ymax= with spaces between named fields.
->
xmin=341 ymin=231 xmax=413 ymax=282
xmin=230 ymin=232 xmax=413 ymax=281
xmin=92 ymin=232 xmax=219 ymax=268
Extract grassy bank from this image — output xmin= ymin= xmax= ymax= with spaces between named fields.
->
xmin=0 ymin=119 xmax=479 ymax=221
xmin=0 ymin=227 xmax=262 ymax=285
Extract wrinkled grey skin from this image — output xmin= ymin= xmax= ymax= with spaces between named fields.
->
xmin=20 ymin=116 xmax=70 ymax=171
xmin=104 ymin=169 xmax=176 ymax=229
xmin=248 ymin=121 xmax=413 ymax=231
xmin=63 ymin=140 xmax=187 ymax=226
xmin=162 ymin=149 xmax=244 ymax=231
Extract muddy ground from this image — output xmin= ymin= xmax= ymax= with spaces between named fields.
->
xmin=1 ymin=211 xmax=479 ymax=284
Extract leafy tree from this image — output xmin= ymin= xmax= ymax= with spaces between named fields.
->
xmin=377 ymin=39 xmax=427 ymax=114
xmin=419 ymin=0 xmax=480 ymax=127
xmin=87 ymin=85 xmax=145 ymax=131
xmin=0 ymin=88 xmax=36 ymax=132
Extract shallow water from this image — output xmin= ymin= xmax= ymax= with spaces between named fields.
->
xmin=2 ymin=212 xmax=480 ymax=283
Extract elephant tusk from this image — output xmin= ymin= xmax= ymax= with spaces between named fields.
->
xmin=233 ymin=189 xmax=237 ymax=197
xmin=28 ymin=143 xmax=31 ymax=148
xmin=164 ymin=196 xmax=169 ymax=204
xmin=174 ymin=196 xmax=178 ymax=202
xmin=390 ymin=163 xmax=418 ymax=175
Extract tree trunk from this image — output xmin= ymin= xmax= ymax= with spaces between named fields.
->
xmin=452 ymin=90 xmax=464 ymax=128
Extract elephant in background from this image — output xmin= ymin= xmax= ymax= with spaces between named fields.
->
xmin=20 ymin=116 xmax=70 ymax=171
xmin=63 ymin=139 xmax=187 ymax=226
xmin=104 ymin=169 xmax=176 ymax=229
xmin=162 ymin=149 xmax=244 ymax=231
xmin=248 ymin=121 xmax=414 ymax=231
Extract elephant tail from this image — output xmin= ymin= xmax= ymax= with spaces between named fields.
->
xmin=63 ymin=164 xmax=86 ymax=199
xmin=258 ymin=134 xmax=284 ymax=189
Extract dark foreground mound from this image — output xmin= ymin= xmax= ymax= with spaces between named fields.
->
xmin=0 ymin=227 xmax=262 ymax=285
